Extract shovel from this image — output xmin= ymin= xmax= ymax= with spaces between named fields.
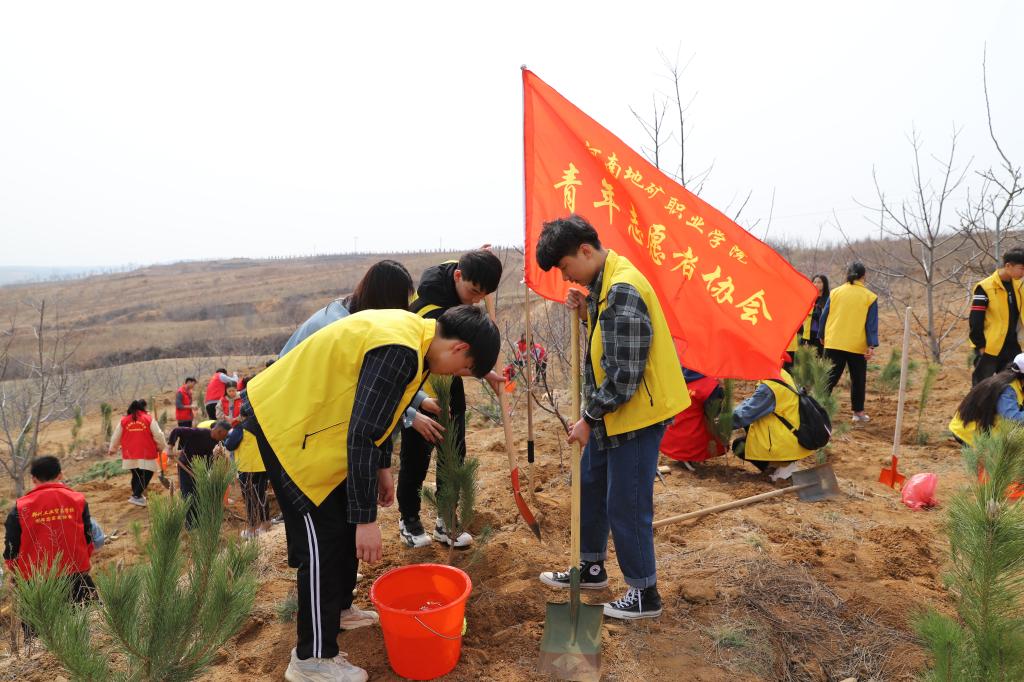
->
xmin=485 ymin=295 xmax=542 ymax=540
xmin=524 ymin=282 xmax=537 ymax=499
xmin=539 ymin=313 xmax=602 ymax=681
xmin=880 ymin=306 xmax=911 ymax=489
xmin=653 ymin=464 xmax=839 ymax=528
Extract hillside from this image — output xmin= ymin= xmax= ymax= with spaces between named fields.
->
xmin=0 ymin=249 xmax=525 ymax=379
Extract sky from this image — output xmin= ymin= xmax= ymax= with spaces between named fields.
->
xmin=1 ymin=1 xmax=1021 ymax=268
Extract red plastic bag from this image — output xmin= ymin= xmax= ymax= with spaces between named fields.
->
xmin=901 ymin=473 xmax=939 ymax=510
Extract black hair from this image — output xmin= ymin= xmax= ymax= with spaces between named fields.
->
xmin=224 ymin=382 xmax=238 ymax=390
xmin=265 ymin=358 xmax=275 ymax=368
xmin=211 ymin=420 xmax=232 ymax=433
xmin=535 ymin=215 xmax=602 ymax=271
xmin=184 ymin=376 xmax=196 ymax=384
xmin=1004 ymin=248 xmax=1024 ymax=266
xmin=957 ymin=367 xmax=1022 ymax=431
xmin=845 ymin=262 xmax=867 ymax=284
xmin=30 ymin=456 xmax=61 ymax=482
xmin=813 ymin=274 xmax=830 ymax=300
xmin=347 ymin=259 xmax=414 ymax=314
xmin=215 ymin=368 xmax=227 ymax=375
xmin=127 ymin=399 xmax=147 ymax=419
xmin=436 ymin=305 xmax=500 ymax=378
xmin=456 ymin=250 xmax=503 ymax=294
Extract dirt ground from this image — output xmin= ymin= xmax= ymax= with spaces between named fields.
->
xmin=0 ymin=321 xmax=972 ymax=681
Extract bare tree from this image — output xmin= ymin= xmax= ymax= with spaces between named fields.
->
xmin=0 ymin=301 xmax=85 ymax=494
xmin=961 ymin=47 xmax=1024 ymax=272
xmin=630 ymin=94 xmax=670 ymax=172
xmin=840 ymin=128 xmax=977 ymax=362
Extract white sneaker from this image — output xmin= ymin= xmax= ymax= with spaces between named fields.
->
xmin=339 ymin=605 xmax=379 ymax=630
xmin=128 ymin=496 xmax=147 ymax=507
xmin=852 ymin=413 xmax=871 ymax=423
xmin=284 ymin=648 xmax=367 ymax=682
xmin=399 ymin=518 xmax=432 ymax=548
xmin=433 ymin=519 xmax=472 ymax=548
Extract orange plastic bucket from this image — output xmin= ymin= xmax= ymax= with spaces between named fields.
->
xmin=370 ymin=563 xmax=471 ymax=680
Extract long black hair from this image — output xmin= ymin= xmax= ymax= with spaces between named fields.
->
xmin=346 ymin=260 xmax=413 ymax=314
xmin=813 ymin=274 xmax=831 ymax=301
xmin=126 ymin=399 xmax=148 ymax=420
xmin=957 ymin=368 xmax=1022 ymax=431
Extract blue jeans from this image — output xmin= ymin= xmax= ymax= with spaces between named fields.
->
xmin=580 ymin=423 xmax=665 ymax=589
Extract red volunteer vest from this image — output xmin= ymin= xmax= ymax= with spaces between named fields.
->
xmin=205 ymin=374 xmax=227 ymax=403
xmin=660 ymin=376 xmax=727 ymax=463
xmin=219 ymin=396 xmax=241 ymax=422
xmin=11 ymin=482 xmax=91 ymax=577
xmin=175 ymin=385 xmax=193 ymax=421
xmin=120 ymin=412 xmax=159 ymax=460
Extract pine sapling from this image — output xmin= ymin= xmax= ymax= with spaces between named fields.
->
xmin=99 ymin=403 xmax=113 ymax=441
xmin=878 ymin=348 xmax=918 ymax=393
xmin=709 ymin=379 xmax=734 ymax=449
xmin=915 ymin=363 xmax=940 ymax=445
xmin=13 ymin=457 xmax=258 ymax=681
xmin=791 ymin=345 xmax=838 ymax=420
xmin=69 ymin=406 xmax=84 ymax=453
xmin=914 ymin=425 xmax=1024 ymax=680
xmin=421 ymin=375 xmax=485 ymax=564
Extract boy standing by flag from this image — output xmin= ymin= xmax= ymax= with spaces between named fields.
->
xmin=535 ymin=215 xmax=688 ymax=620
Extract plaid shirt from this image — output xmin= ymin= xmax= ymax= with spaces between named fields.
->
xmin=583 ymin=267 xmax=667 ymax=450
xmin=265 ymin=345 xmax=421 ymax=524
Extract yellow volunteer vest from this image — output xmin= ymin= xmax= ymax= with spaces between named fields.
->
xmin=588 ymin=250 xmax=689 ymax=436
xmin=787 ymin=332 xmax=799 ymax=353
xmin=823 ymin=281 xmax=878 ymax=355
xmin=974 ymin=271 xmax=1024 ymax=357
xmin=196 ymin=420 xmax=215 ymax=429
xmin=233 ymin=430 xmax=266 ymax=473
xmin=949 ymin=380 xmax=1024 ymax=446
xmin=745 ymin=369 xmax=816 ymax=462
xmin=801 ymin=314 xmax=812 ymax=341
xmin=246 ymin=309 xmax=434 ymax=506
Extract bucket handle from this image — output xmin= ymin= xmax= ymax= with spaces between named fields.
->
xmin=413 ymin=616 xmax=461 ymax=641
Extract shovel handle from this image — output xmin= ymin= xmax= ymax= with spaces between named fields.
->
xmin=570 ymin=318 xmax=581 ymax=566
xmin=653 ymin=482 xmax=813 ymax=529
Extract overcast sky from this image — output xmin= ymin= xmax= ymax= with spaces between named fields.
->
xmin=1 ymin=1 xmax=1020 ymax=268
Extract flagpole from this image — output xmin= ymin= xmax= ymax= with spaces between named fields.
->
xmin=520 ymin=64 xmax=536 ymax=498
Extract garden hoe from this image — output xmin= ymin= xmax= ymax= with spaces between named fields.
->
xmin=653 ymin=463 xmax=839 ymax=529
xmin=539 ymin=317 xmax=602 ymax=681
xmin=486 ymin=296 xmax=542 ymax=540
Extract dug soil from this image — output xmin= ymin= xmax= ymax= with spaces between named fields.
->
xmin=0 ymin=322 xmax=970 ymax=680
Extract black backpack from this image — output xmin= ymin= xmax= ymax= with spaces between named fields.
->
xmin=768 ymin=380 xmax=832 ymax=450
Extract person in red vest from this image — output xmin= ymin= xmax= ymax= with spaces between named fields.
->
xmin=107 ymin=399 xmax=168 ymax=507
xmin=660 ymin=368 xmax=726 ymax=469
xmin=175 ymin=377 xmax=199 ymax=427
xmin=3 ymin=456 xmax=96 ymax=603
xmin=204 ymin=368 xmax=238 ymax=420
xmin=216 ymin=383 xmax=243 ymax=426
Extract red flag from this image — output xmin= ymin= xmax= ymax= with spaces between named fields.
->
xmin=523 ymin=69 xmax=816 ymax=380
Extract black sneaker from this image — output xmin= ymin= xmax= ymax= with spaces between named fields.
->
xmin=603 ymin=585 xmax=663 ymax=620
xmin=398 ymin=517 xmax=431 ymax=548
xmin=539 ymin=561 xmax=608 ymax=590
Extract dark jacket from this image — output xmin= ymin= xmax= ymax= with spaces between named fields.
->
xmin=411 ymin=262 xmax=460 ymax=319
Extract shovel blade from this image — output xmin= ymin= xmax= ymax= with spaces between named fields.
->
xmin=879 ymin=456 xmax=906 ymax=489
xmin=792 ymin=464 xmax=840 ymax=502
xmin=539 ymin=600 xmax=603 ymax=681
